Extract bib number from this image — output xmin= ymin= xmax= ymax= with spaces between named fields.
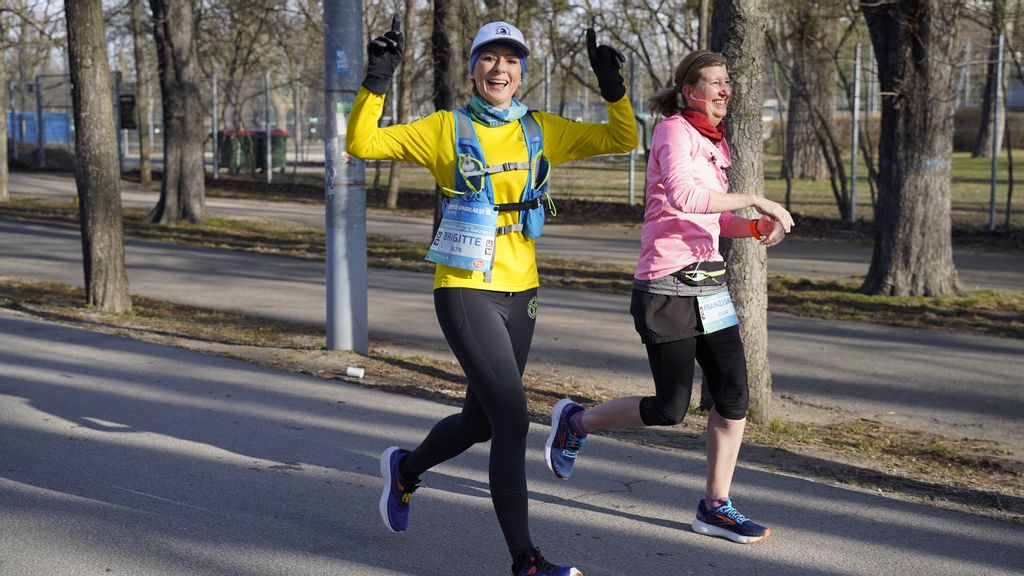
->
xmin=426 ymin=198 xmax=498 ymax=272
xmin=697 ymin=289 xmax=739 ymax=334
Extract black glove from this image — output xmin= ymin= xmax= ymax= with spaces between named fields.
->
xmin=363 ymin=15 xmax=404 ymax=94
xmin=586 ymin=28 xmax=626 ymax=102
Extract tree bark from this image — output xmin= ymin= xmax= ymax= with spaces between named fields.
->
xmin=861 ymin=0 xmax=963 ymax=297
xmin=432 ymin=0 xmax=475 ymax=111
xmin=386 ymin=0 xmax=416 ymax=210
xmin=130 ymin=0 xmax=153 ymax=186
xmin=65 ymin=0 xmax=132 ymax=313
xmin=699 ymin=0 xmax=712 ymax=50
xmin=431 ymin=0 xmax=476 ymax=226
xmin=149 ymin=0 xmax=205 ymax=224
xmin=711 ymin=0 xmax=771 ymax=424
xmin=782 ymin=4 xmax=837 ymax=181
xmin=973 ymin=0 xmax=1007 ymax=158
xmin=0 ymin=20 xmax=8 ymax=203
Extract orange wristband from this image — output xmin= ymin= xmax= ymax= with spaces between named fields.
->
xmin=749 ymin=219 xmax=762 ymax=240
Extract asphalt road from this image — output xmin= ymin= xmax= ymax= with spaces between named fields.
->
xmin=2 ymin=217 xmax=1022 ymax=462
xmin=3 ymin=171 xmax=1023 ymax=574
xmin=2 ymin=308 xmax=1022 ymax=576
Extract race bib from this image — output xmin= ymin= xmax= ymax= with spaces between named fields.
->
xmin=697 ymin=289 xmax=740 ymax=334
xmin=425 ymin=198 xmax=498 ymax=272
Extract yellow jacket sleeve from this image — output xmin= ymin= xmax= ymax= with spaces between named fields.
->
xmin=346 ymin=87 xmax=450 ymax=173
xmin=536 ymin=96 xmax=638 ymax=166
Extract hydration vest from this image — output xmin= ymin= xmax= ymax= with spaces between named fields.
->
xmin=451 ymin=108 xmax=549 ymax=240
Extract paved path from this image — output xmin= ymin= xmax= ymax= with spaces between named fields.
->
xmin=2 ymin=217 xmax=1022 ymax=461
xmin=9 ymin=171 xmax=1022 ymax=292
xmin=1 ymin=309 xmax=1022 ymax=576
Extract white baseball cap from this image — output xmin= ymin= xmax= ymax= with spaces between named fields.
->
xmin=470 ymin=21 xmax=530 ymax=57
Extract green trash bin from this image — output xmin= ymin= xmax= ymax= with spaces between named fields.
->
xmin=254 ymin=129 xmax=289 ymax=171
xmin=217 ymin=129 xmax=257 ymax=174
xmin=217 ymin=129 xmax=288 ymax=173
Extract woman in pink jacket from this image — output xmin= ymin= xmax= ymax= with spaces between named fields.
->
xmin=544 ymin=50 xmax=793 ymax=544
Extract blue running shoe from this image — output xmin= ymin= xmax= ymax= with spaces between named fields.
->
xmin=544 ymin=399 xmax=587 ymax=480
xmin=692 ymin=498 xmax=771 ymax=544
xmin=379 ymin=446 xmax=417 ymax=533
xmin=512 ymin=547 xmax=583 ymax=576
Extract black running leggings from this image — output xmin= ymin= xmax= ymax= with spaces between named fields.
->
xmin=639 ymin=325 xmax=749 ymax=425
xmin=402 ymin=287 xmax=537 ymax=555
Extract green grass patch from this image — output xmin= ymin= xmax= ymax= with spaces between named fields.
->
xmin=3 ymin=197 xmax=1021 ymax=339
xmin=767 ymin=275 xmax=1024 ymax=339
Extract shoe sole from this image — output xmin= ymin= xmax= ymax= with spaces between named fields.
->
xmin=692 ymin=518 xmax=770 ymax=544
xmin=544 ymin=398 xmax=575 ymax=479
xmin=379 ymin=446 xmax=404 ymax=533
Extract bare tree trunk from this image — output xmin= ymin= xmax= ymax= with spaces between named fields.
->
xmin=149 ymin=0 xmax=205 ymax=224
xmin=699 ymin=0 xmax=712 ymax=50
xmin=712 ymin=0 xmax=771 ymax=424
xmin=783 ymin=6 xmax=835 ymax=181
xmin=0 ymin=25 xmax=8 ymax=203
xmin=130 ymin=0 xmax=153 ymax=186
xmin=431 ymin=0 xmax=476 ymax=227
xmin=973 ymin=0 xmax=1007 ymax=158
xmin=432 ymin=0 xmax=475 ymax=110
xmin=861 ymin=0 xmax=963 ymax=297
xmin=65 ymin=0 xmax=132 ymax=313
xmin=386 ymin=0 xmax=415 ymax=211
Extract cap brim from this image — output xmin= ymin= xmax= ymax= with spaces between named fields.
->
xmin=475 ymin=38 xmax=531 ymax=57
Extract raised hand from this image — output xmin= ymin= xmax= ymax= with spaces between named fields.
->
xmin=363 ymin=15 xmax=405 ymax=94
xmin=586 ymin=27 xmax=626 ymax=102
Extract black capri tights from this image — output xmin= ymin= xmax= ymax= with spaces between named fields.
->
xmin=639 ymin=325 xmax=749 ymax=425
xmin=401 ymin=287 xmax=538 ymax=555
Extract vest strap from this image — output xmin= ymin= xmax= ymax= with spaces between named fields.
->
xmin=460 ymin=159 xmax=532 ymax=178
xmin=494 ymin=197 xmax=543 ymax=212
xmin=495 ymin=223 xmax=524 ymax=235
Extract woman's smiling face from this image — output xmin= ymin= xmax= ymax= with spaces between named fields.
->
xmin=472 ymin=45 xmax=523 ymax=109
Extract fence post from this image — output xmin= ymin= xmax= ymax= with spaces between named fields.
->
xmin=35 ymin=75 xmax=44 ymax=169
xmin=627 ymin=56 xmax=636 ymax=205
xmin=212 ymin=70 xmax=219 ymax=180
xmin=990 ymin=33 xmax=1004 ymax=233
xmin=265 ymin=70 xmax=272 ymax=184
xmin=114 ymin=71 xmax=124 ymax=174
xmin=849 ymin=43 xmax=861 ymax=225
xmin=544 ymin=58 xmax=551 ymax=112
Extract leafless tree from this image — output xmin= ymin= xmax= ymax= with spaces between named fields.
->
xmin=861 ymin=0 xmax=964 ymax=296
xmin=1 ymin=0 xmax=63 ymax=201
xmin=149 ymin=0 xmax=205 ymax=224
xmin=130 ymin=0 xmax=153 ymax=185
xmin=779 ymin=1 xmax=838 ymax=181
xmin=431 ymin=0 xmax=477 ymax=224
xmin=973 ymin=0 xmax=1009 ymax=158
xmin=712 ymin=0 xmax=772 ymax=423
xmin=385 ymin=0 xmax=417 ymax=210
xmin=65 ymin=0 xmax=132 ymax=312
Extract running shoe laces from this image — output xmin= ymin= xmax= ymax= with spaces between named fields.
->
xmin=717 ymin=502 xmax=749 ymax=524
xmin=692 ymin=498 xmax=771 ymax=544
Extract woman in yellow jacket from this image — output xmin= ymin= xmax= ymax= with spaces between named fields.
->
xmin=347 ymin=18 xmax=636 ymax=576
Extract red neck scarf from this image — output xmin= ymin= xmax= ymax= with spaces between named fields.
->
xmin=681 ymin=108 xmax=726 ymax=143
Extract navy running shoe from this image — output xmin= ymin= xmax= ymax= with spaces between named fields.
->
xmin=513 ymin=547 xmax=583 ymax=576
xmin=544 ymin=399 xmax=587 ymax=480
xmin=691 ymin=498 xmax=771 ymax=544
xmin=379 ymin=446 xmax=417 ymax=533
